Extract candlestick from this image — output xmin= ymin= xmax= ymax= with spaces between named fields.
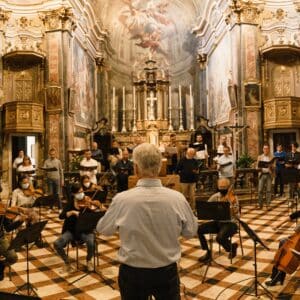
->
xmin=189 ymin=84 xmax=194 ymax=130
xmin=178 ymin=85 xmax=184 ymax=131
xmin=111 ymin=86 xmax=116 ymax=132
xmin=121 ymin=86 xmax=127 ymax=132
xmin=168 ymin=85 xmax=173 ymax=131
xmin=132 ymin=86 xmax=137 ymax=132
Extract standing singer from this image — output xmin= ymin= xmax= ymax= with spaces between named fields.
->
xmin=198 ymin=178 xmax=240 ymax=262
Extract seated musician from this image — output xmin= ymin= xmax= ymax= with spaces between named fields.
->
xmin=16 ymin=156 xmax=35 ymax=184
xmin=80 ymin=149 xmax=100 ymax=185
xmin=215 ymin=145 xmax=234 ymax=183
xmin=198 ymin=178 xmax=240 ymax=262
xmin=81 ymin=175 xmax=106 ymax=201
xmin=0 ymin=208 xmax=26 ymax=280
xmin=267 ymin=210 xmax=300 ymax=286
xmin=256 ymin=143 xmax=274 ymax=209
xmin=11 ymin=175 xmax=41 ymax=247
xmin=53 ymin=183 xmax=104 ymax=273
xmin=11 ymin=175 xmax=36 ymax=208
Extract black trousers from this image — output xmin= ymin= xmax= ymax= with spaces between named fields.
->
xmin=118 ymin=263 xmax=180 ymax=300
xmin=198 ymin=221 xmax=237 ymax=252
xmin=274 ymin=170 xmax=284 ymax=195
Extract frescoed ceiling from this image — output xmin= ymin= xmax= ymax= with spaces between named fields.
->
xmin=93 ymin=0 xmax=207 ymax=75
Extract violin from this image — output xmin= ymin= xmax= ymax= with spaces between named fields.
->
xmin=23 ymin=185 xmax=44 ymax=198
xmin=75 ymin=196 xmax=106 ymax=213
xmin=0 ymin=202 xmax=28 ymax=220
xmin=222 ymin=186 xmax=239 ymax=218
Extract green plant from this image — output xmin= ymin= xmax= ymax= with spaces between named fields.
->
xmin=236 ymin=153 xmax=255 ymax=169
xmin=69 ymin=154 xmax=82 ymax=171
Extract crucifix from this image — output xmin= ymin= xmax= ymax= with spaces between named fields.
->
xmin=146 ymin=91 xmax=157 ymax=121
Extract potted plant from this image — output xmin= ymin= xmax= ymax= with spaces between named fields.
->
xmin=236 ymin=154 xmax=255 ymax=188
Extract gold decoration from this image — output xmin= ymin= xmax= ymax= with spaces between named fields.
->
xmin=0 ymin=8 xmax=11 ymax=30
xmin=228 ymin=0 xmax=261 ymax=25
xmin=275 ymin=9 xmax=287 ymax=21
xmin=197 ymin=53 xmax=207 ymax=70
xmin=40 ymin=7 xmax=76 ymax=32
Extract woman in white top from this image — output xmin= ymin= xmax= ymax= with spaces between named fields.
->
xmin=17 ymin=156 xmax=35 ymax=184
xmin=11 ymin=176 xmax=36 ymax=208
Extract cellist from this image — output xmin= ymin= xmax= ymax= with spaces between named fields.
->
xmin=266 ymin=210 xmax=300 ymax=286
xmin=198 ymin=178 xmax=240 ymax=262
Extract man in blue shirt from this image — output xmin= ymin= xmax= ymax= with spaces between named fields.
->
xmin=274 ymin=144 xmax=286 ymax=197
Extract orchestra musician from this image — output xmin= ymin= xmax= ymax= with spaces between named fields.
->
xmin=198 ymin=178 xmax=240 ymax=262
xmin=80 ymin=149 xmax=100 ymax=184
xmin=10 ymin=175 xmax=41 ymax=247
xmin=266 ymin=210 xmax=300 ymax=286
xmin=256 ymin=143 xmax=274 ymax=210
xmin=53 ymin=183 xmax=105 ymax=273
xmin=0 ymin=204 xmax=27 ymax=280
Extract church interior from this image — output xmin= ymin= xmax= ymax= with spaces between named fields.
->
xmin=0 ymin=0 xmax=300 ymax=299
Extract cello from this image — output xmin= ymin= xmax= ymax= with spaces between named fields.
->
xmin=273 ymin=226 xmax=300 ymax=274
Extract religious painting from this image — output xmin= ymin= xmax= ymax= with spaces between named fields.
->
xmin=72 ymin=39 xmax=96 ymax=128
xmin=244 ymin=83 xmax=261 ymax=107
xmin=45 ymin=86 xmax=62 ymax=111
xmin=207 ymin=33 xmax=232 ymax=124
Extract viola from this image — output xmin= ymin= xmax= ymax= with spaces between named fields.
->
xmin=273 ymin=230 xmax=300 ymax=274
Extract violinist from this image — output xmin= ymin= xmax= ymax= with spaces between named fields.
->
xmin=0 ymin=204 xmax=26 ymax=280
xmin=266 ymin=210 xmax=300 ymax=286
xmin=11 ymin=175 xmax=36 ymax=208
xmin=198 ymin=178 xmax=240 ymax=262
xmin=53 ymin=183 xmax=99 ymax=273
xmin=81 ymin=175 xmax=106 ymax=203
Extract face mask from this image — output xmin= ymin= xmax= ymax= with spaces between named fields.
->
xmin=21 ymin=183 xmax=30 ymax=189
xmin=75 ymin=192 xmax=85 ymax=201
xmin=83 ymin=182 xmax=91 ymax=188
xmin=218 ymin=189 xmax=228 ymax=196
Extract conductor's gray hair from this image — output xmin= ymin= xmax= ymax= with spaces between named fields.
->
xmin=133 ymin=143 xmax=162 ymax=177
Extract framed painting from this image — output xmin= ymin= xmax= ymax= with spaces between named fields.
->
xmin=244 ymin=83 xmax=261 ymax=107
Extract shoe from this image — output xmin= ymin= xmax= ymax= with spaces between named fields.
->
xmin=265 ymin=271 xmax=285 ymax=286
xmin=228 ymin=243 xmax=238 ymax=259
xmin=87 ymin=260 xmax=93 ymax=272
xmin=47 ymin=209 xmax=52 ymax=214
xmin=62 ymin=263 xmax=75 ymax=274
xmin=275 ymin=193 xmax=280 ymax=197
xmin=0 ymin=262 xmax=5 ymax=281
xmin=198 ymin=251 xmax=211 ymax=262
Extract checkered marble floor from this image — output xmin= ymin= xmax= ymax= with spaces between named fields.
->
xmin=0 ymin=198 xmax=299 ymax=299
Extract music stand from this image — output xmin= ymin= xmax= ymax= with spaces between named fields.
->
xmin=196 ymin=201 xmax=232 ymax=283
xmin=68 ymin=211 xmax=111 ymax=287
xmin=9 ymin=221 xmax=47 ymax=297
xmin=236 ymin=218 xmax=273 ymax=299
xmin=33 ymin=195 xmax=56 ymax=221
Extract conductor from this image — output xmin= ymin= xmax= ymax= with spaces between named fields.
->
xmin=96 ymin=143 xmax=198 ymax=300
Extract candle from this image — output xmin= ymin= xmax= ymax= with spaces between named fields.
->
xmin=112 ymin=86 xmax=115 ymax=110
xmin=179 ymin=85 xmax=182 ymax=108
xmin=169 ymin=86 xmax=172 ymax=109
xmin=122 ymin=86 xmax=125 ymax=110
xmin=133 ymin=86 xmax=136 ymax=110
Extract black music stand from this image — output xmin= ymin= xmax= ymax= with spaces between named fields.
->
xmin=236 ymin=218 xmax=273 ymax=299
xmin=33 ymin=195 xmax=56 ymax=221
xmin=282 ymin=168 xmax=299 ymax=216
xmin=68 ymin=211 xmax=112 ymax=287
xmin=10 ymin=221 xmax=47 ymax=297
xmin=196 ymin=201 xmax=232 ymax=283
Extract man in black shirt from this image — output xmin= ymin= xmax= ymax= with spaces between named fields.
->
xmin=114 ymin=149 xmax=133 ymax=192
xmin=176 ymin=148 xmax=199 ymax=211
xmin=0 ymin=212 xmax=25 ymax=280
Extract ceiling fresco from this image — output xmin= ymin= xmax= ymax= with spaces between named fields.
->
xmin=94 ymin=0 xmax=207 ymax=73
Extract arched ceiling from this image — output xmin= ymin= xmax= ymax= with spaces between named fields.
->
xmin=92 ymin=0 xmax=208 ymax=75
